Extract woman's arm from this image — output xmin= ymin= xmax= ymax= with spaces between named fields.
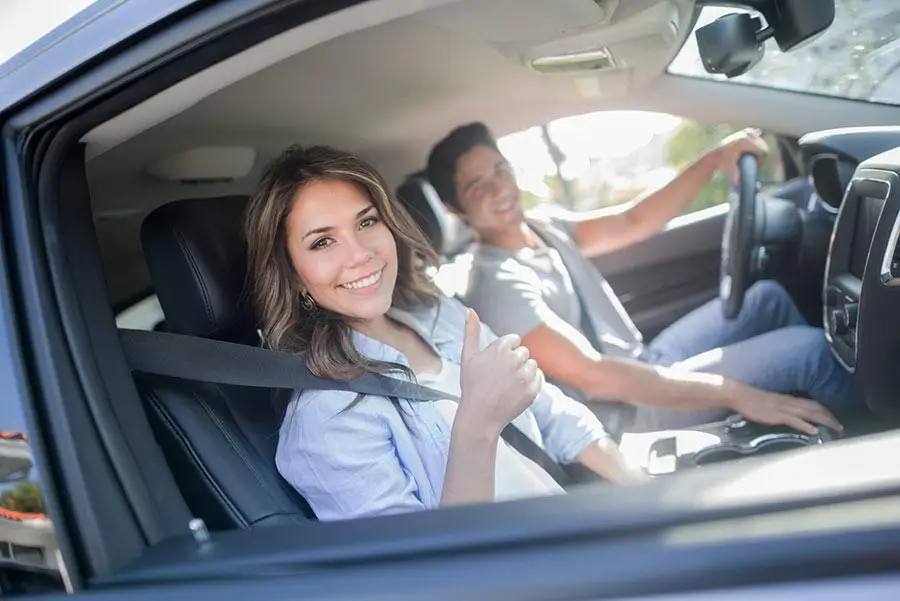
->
xmin=441 ymin=424 xmax=499 ymax=507
xmin=576 ymin=438 xmax=647 ymax=484
xmin=461 ymin=301 xmax=617 ymax=478
xmin=444 ymin=308 xmax=546 ymax=505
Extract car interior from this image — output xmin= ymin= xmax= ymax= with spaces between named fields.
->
xmin=6 ymin=0 xmax=900 ymax=596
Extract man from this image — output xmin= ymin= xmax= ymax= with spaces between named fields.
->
xmin=426 ymin=122 xmax=854 ymax=435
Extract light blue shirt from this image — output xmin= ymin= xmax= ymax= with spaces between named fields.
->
xmin=276 ymin=297 xmax=608 ymax=521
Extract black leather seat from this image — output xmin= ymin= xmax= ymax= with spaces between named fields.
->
xmin=396 ymin=174 xmax=447 ymax=255
xmin=395 ymin=173 xmax=472 ymax=258
xmin=137 ymin=195 xmax=314 ymax=530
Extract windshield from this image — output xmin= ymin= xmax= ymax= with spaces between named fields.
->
xmin=0 ymin=0 xmax=100 ymax=68
xmin=669 ymin=0 xmax=900 ymax=106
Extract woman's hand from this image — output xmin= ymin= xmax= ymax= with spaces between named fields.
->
xmin=729 ymin=385 xmax=844 ymax=436
xmin=456 ymin=309 xmax=543 ymax=439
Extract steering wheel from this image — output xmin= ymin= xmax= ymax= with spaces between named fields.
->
xmin=719 ymin=153 xmax=759 ymax=319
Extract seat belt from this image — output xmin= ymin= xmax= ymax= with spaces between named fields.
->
xmin=119 ymin=329 xmax=575 ymax=487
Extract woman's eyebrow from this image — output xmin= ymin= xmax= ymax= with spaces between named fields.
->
xmin=302 ymin=204 xmax=375 ymax=240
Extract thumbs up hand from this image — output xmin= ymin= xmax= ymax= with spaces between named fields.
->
xmin=457 ymin=309 xmax=543 ymax=438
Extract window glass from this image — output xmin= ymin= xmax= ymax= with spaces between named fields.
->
xmin=0 ymin=433 xmax=64 ymax=590
xmin=497 ymin=111 xmax=783 ymax=216
xmin=669 ymin=0 xmax=900 ymax=106
xmin=115 ymin=295 xmax=165 ymax=331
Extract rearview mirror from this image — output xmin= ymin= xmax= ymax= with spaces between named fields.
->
xmin=766 ymin=0 xmax=836 ymax=52
xmin=696 ymin=13 xmax=765 ymax=78
xmin=695 ymin=0 xmax=836 ymax=78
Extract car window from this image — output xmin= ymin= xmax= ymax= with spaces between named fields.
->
xmin=498 ymin=110 xmax=784 ymax=216
xmin=669 ymin=0 xmax=900 ymax=106
xmin=0 ymin=430 xmax=66 ymax=591
xmin=115 ymin=295 xmax=165 ymax=331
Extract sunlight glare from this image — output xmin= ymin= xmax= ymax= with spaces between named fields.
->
xmin=497 ymin=111 xmax=684 ymax=200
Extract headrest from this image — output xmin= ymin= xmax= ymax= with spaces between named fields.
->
xmin=396 ymin=175 xmax=448 ymax=255
xmin=141 ymin=196 xmax=256 ymax=344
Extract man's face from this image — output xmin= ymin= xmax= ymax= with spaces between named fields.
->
xmin=452 ymin=145 xmax=524 ymax=235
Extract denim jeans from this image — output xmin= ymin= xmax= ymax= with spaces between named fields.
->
xmin=632 ymin=280 xmax=858 ymax=431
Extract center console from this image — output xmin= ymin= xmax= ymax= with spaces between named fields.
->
xmin=622 ymin=415 xmax=834 ymax=476
xmin=822 ymin=171 xmax=898 ymax=371
xmin=823 ymin=147 xmax=900 ymax=418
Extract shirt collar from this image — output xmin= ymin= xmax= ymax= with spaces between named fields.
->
xmin=473 ymin=215 xmax=558 ymax=260
xmin=349 ymin=301 xmax=455 ymax=365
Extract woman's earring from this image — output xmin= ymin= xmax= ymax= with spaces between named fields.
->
xmin=301 ymin=290 xmax=317 ymax=311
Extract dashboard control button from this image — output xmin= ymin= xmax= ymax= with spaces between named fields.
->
xmin=754 ymin=246 xmax=771 ymax=273
xmin=842 ymin=303 xmax=859 ymax=329
xmin=829 ymin=308 xmax=849 ymax=336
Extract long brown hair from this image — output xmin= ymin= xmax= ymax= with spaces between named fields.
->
xmin=244 ymin=145 xmax=440 ymax=386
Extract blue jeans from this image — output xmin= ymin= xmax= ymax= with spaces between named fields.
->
xmin=632 ymin=280 xmax=858 ymax=431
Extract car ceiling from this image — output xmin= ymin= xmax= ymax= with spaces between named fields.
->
xmin=82 ymin=0 xmax=900 ymax=307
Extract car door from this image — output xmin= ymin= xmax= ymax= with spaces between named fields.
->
xmin=3 ymin=1 xmax=900 ymax=600
xmin=595 ymin=204 xmax=726 ymax=339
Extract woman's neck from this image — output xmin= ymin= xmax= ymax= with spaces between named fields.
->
xmin=353 ymin=314 xmax=441 ymax=373
xmin=352 ymin=314 xmax=398 ymax=345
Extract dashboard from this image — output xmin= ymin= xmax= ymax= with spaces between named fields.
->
xmin=819 ymin=142 xmax=900 ymax=419
xmin=801 ymin=127 xmax=900 ymax=213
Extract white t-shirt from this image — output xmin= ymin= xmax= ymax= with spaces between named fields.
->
xmin=415 ymin=359 xmax=565 ymax=502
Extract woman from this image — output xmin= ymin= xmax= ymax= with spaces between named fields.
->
xmin=245 ymin=145 xmax=638 ymax=521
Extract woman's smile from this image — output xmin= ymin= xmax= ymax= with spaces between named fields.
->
xmin=339 ymin=267 xmax=385 ymax=292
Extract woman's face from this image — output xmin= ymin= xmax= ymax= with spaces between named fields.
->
xmin=285 ymin=179 xmax=398 ymax=323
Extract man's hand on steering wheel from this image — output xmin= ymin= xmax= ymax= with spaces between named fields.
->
xmin=717 ymin=128 xmax=770 ymax=184
xmin=718 ymin=128 xmax=772 ymax=319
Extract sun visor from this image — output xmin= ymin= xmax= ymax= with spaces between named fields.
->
xmin=146 ymin=146 xmax=257 ymax=183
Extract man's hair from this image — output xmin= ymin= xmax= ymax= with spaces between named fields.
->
xmin=426 ymin=122 xmax=500 ymax=211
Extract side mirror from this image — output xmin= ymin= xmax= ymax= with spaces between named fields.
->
xmin=695 ymin=0 xmax=836 ymax=78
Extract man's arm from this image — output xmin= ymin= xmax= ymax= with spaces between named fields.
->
xmin=463 ymin=253 xmax=840 ymax=434
xmin=569 ymin=129 xmax=768 ymax=258
xmin=522 ymin=313 xmax=738 ymax=411
xmin=520 ymin=314 xmax=842 ymax=435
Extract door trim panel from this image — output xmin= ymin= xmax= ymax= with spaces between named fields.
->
xmin=592 ymin=205 xmax=727 ymax=336
xmin=592 ymin=204 xmax=727 ymax=277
